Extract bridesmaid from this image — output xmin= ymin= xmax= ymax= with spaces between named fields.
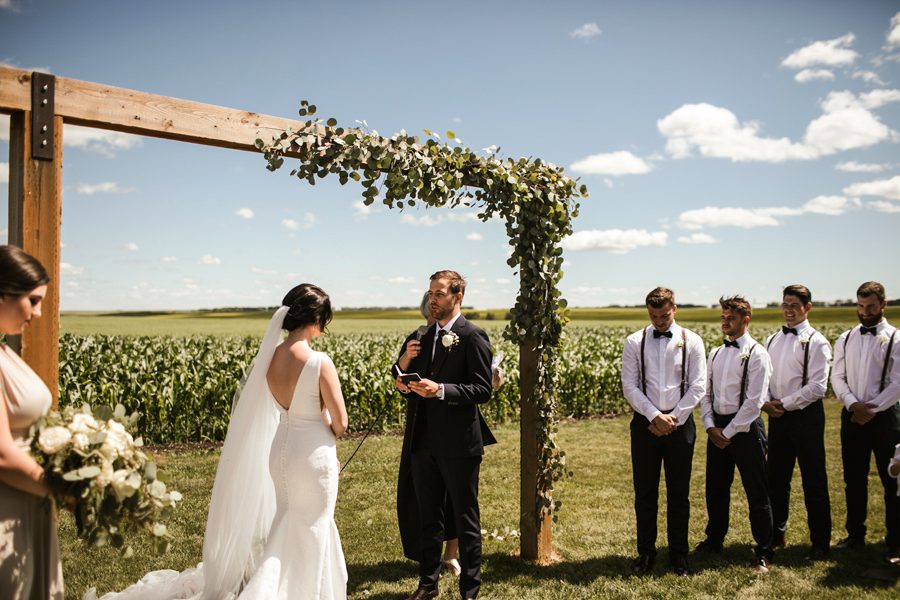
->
xmin=0 ymin=245 xmax=63 ymax=600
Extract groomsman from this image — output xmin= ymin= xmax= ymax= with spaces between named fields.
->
xmin=761 ymin=285 xmax=832 ymax=560
xmin=831 ymin=281 xmax=900 ymax=563
xmin=621 ymin=287 xmax=706 ymax=576
xmin=697 ymin=296 xmax=775 ymax=573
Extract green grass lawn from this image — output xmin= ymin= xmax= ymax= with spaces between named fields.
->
xmin=60 ymin=400 xmax=898 ymax=599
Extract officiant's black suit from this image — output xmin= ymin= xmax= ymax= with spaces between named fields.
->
xmin=401 ymin=314 xmax=495 ymax=599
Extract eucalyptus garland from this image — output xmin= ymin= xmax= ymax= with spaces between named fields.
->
xmin=257 ymin=101 xmax=587 ymax=521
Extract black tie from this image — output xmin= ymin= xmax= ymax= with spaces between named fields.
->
xmin=724 ymin=339 xmax=740 ymax=348
xmin=653 ymin=330 xmax=673 ymax=339
xmin=859 ymin=325 xmax=877 ymax=336
xmin=782 ymin=326 xmax=798 ymax=335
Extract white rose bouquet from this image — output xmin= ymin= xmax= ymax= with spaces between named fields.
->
xmin=29 ymin=403 xmax=182 ymax=554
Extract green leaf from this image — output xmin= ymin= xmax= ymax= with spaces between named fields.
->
xmin=326 ymin=118 xmax=337 ymax=127
xmin=446 ymin=130 xmax=456 ymax=139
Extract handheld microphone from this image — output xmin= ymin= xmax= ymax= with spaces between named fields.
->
xmin=415 ymin=325 xmax=429 ymax=341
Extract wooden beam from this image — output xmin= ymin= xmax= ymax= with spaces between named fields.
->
xmin=0 ymin=66 xmax=306 ymax=152
xmin=7 ymin=111 xmax=62 ymax=406
xmin=519 ymin=334 xmax=553 ymax=562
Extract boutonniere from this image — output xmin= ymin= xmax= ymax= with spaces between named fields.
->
xmin=877 ymin=332 xmax=890 ymax=345
xmin=739 ymin=351 xmax=750 ymax=363
xmin=799 ymin=334 xmax=810 ymax=346
xmin=674 ymin=338 xmax=685 ymax=349
xmin=441 ymin=330 xmax=460 ymax=350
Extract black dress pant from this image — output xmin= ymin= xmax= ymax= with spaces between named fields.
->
xmin=840 ymin=403 xmax=900 ymax=548
xmin=411 ymin=449 xmax=482 ymax=598
xmin=631 ymin=413 xmax=696 ymax=557
xmin=705 ymin=413 xmax=774 ymax=558
xmin=767 ymin=399 xmax=832 ymax=549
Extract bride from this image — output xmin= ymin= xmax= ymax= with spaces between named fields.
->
xmin=91 ymin=283 xmax=348 ymax=600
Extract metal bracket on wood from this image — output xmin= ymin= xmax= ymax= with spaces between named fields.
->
xmin=31 ymin=72 xmax=55 ymax=160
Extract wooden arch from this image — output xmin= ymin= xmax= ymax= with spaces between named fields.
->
xmin=0 ymin=65 xmax=553 ymax=561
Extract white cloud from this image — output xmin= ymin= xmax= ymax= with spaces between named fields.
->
xmin=658 ymin=90 xmax=900 ymax=163
xmin=389 ymin=276 xmax=416 ymax=284
xmin=868 ymin=200 xmax=900 ymax=213
xmin=658 ymin=103 xmax=814 ymax=162
xmin=251 ymin=267 xmax=277 ymax=276
xmin=782 ymin=33 xmax=859 ymax=69
xmin=794 ymin=69 xmax=835 ymax=83
xmin=852 ymin=70 xmax=886 ymax=86
xmin=400 ymin=211 xmax=480 ymax=227
xmin=0 ymin=0 xmax=17 ymax=10
xmin=570 ymin=22 xmax=601 ymax=40
xmin=843 ymin=175 xmax=900 ymax=200
xmin=236 ymin=207 xmax=254 ymax=219
xmin=496 ymin=278 xmax=512 ymax=285
xmin=888 ymin=11 xmax=900 ymax=48
xmin=353 ymin=200 xmax=375 ymax=219
xmin=676 ymin=207 xmax=789 ymax=229
xmin=677 ymin=233 xmax=718 ymax=245
xmin=466 ymin=232 xmax=483 ymax=241
xmin=63 ymin=124 xmax=142 ymax=157
xmin=59 ymin=262 xmax=85 ymax=276
xmin=282 ymin=212 xmax=316 ymax=231
xmin=161 ymin=256 xmax=178 ymax=263
xmin=199 ymin=254 xmax=222 ymax=265
xmin=835 ymin=161 xmax=886 ymax=173
xmin=570 ymin=150 xmax=653 ymax=176
xmin=561 ymin=229 xmax=667 ymax=254
xmin=75 ymin=181 xmax=135 ymax=195
xmin=800 ymin=195 xmax=860 ymax=216
xmin=125 ymin=242 xmax=139 ymax=252
xmin=0 ymin=161 xmax=7 ymax=183
xmin=677 ymin=196 xmax=858 ymax=230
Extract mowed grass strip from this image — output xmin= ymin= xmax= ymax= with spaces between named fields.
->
xmin=60 ymin=400 xmax=898 ymax=600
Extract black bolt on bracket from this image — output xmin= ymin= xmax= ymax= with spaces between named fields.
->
xmin=31 ymin=72 xmax=55 ymax=161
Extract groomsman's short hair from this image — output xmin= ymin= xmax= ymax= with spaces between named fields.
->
xmin=783 ymin=284 xmax=812 ymax=305
xmin=430 ymin=270 xmax=467 ymax=296
xmin=857 ymin=281 xmax=885 ymax=302
xmin=719 ymin=295 xmax=752 ymax=318
xmin=645 ymin=287 xmax=675 ymax=308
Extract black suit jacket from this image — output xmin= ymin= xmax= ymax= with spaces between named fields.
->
xmin=402 ymin=314 xmax=497 ymax=457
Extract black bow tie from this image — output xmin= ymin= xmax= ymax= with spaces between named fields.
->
xmin=438 ymin=328 xmax=448 ymax=339
xmin=782 ymin=326 xmax=798 ymax=335
xmin=859 ymin=325 xmax=878 ymax=336
xmin=653 ymin=330 xmax=673 ymax=339
xmin=724 ymin=339 xmax=740 ymax=349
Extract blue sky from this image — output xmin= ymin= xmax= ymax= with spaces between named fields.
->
xmin=1 ymin=0 xmax=899 ymax=310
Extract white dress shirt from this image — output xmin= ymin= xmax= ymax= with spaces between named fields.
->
xmin=831 ymin=319 xmax=900 ymax=413
xmin=431 ymin=312 xmax=462 ymax=400
xmin=700 ymin=331 xmax=773 ymax=440
xmin=621 ymin=322 xmax=707 ymax=426
xmin=765 ymin=319 xmax=832 ymax=411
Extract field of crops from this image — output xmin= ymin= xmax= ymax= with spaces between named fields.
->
xmin=58 ymin=321 xmax=854 ymax=445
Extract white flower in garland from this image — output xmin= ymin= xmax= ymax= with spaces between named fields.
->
xmin=441 ymin=330 xmax=460 ymax=350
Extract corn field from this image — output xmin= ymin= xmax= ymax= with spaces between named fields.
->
xmin=58 ymin=323 xmax=849 ymax=444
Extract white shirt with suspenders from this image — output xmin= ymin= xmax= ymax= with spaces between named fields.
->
xmin=765 ymin=319 xmax=831 ymax=411
xmin=832 ymin=319 xmax=900 ymax=413
xmin=621 ymin=323 xmax=706 ymax=425
xmin=700 ymin=331 xmax=773 ymax=440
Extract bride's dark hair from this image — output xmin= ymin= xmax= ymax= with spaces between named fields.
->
xmin=281 ymin=283 xmax=332 ymax=332
xmin=0 ymin=245 xmax=49 ymax=299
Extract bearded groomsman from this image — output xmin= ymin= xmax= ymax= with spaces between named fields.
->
xmin=697 ymin=296 xmax=775 ymax=573
xmin=621 ymin=287 xmax=707 ymax=576
xmin=761 ymin=285 xmax=832 ymax=560
xmin=831 ymin=281 xmax=900 ymax=563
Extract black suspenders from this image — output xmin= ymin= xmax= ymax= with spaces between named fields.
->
xmin=842 ymin=328 xmax=897 ymax=393
xmin=710 ymin=342 xmax=757 ymax=409
xmin=767 ymin=328 xmax=816 ymax=388
xmin=640 ymin=327 xmax=688 ymax=399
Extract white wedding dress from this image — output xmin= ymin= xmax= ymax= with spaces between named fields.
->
xmin=89 ymin=307 xmax=346 ymax=600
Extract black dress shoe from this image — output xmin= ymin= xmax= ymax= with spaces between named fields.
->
xmin=885 ymin=546 xmax=900 ymax=566
xmin=405 ymin=587 xmax=439 ymax=600
xmin=804 ymin=546 xmax=830 ymax=561
xmin=834 ymin=536 xmax=865 ymax=550
xmin=670 ymin=553 xmax=690 ymax=576
xmin=630 ymin=553 xmax=655 ymax=575
xmin=694 ymin=539 xmax=723 ymax=554
xmin=751 ymin=555 xmax=770 ymax=574
xmin=772 ymin=530 xmax=786 ymax=548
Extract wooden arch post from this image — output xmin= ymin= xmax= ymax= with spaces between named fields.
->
xmin=0 ymin=66 xmax=552 ymax=560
